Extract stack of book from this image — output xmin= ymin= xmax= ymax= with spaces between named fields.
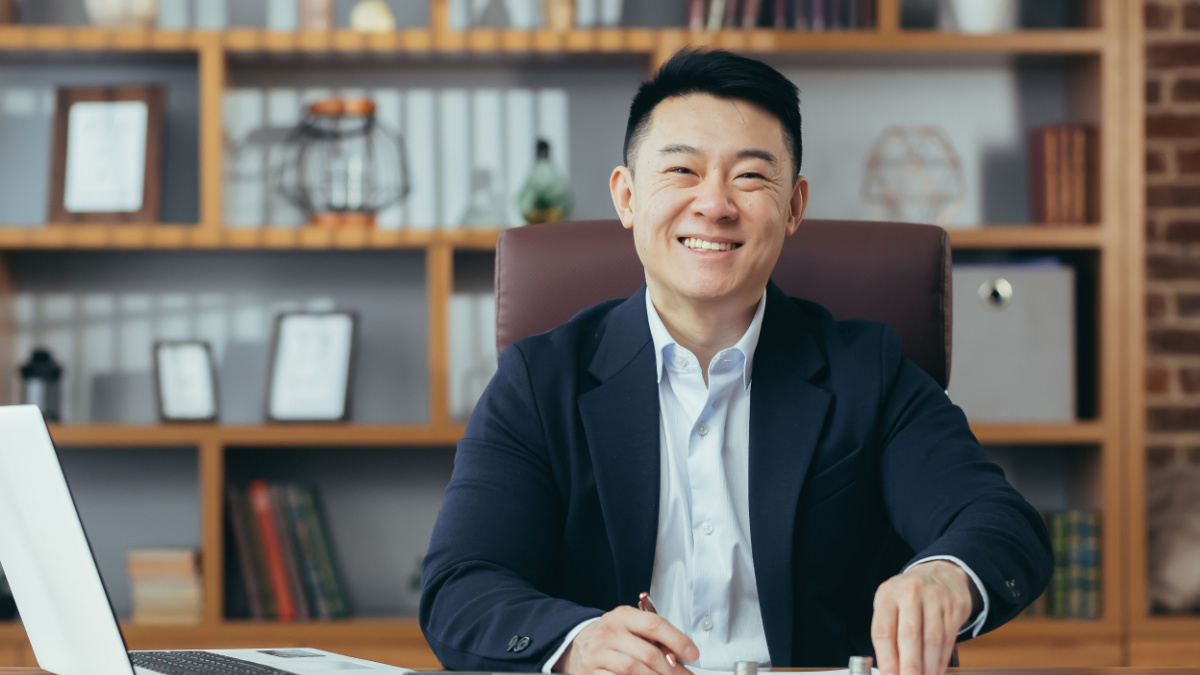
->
xmin=1024 ymin=509 xmax=1102 ymax=619
xmin=1027 ymin=124 xmax=1095 ymax=225
xmin=226 ymin=481 xmax=349 ymax=621
xmin=127 ymin=549 xmax=203 ymax=626
xmin=688 ymin=0 xmax=877 ymax=31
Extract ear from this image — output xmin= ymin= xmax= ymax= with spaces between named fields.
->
xmin=610 ymin=165 xmax=635 ymax=230
xmin=786 ymin=175 xmax=809 ymax=237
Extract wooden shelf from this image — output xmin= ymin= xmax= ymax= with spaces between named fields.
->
xmin=948 ymin=226 xmax=1106 ymax=250
xmin=1133 ymin=614 xmax=1200 ymax=637
xmin=0 ymin=226 xmax=504 ymax=251
xmin=0 ymin=26 xmax=1110 ymax=57
xmin=46 ymin=424 xmax=467 ymax=447
xmin=970 ymin=421 xmax=1109 ymax=445
xmin=987 ymin=617 xmax=1121 ymax=640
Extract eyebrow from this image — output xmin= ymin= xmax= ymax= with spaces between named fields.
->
xmin=657 ymin=144 xmax=778 ymax=167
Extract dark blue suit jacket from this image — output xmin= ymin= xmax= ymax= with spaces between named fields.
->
xmin=420 ymin=282 xmax=1053 ymax=671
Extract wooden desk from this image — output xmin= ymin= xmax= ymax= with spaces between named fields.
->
xmin=4 ymin=670 xmax=1200 ymax=675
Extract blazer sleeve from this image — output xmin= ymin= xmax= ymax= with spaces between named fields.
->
xmin=419 ymin=343 xmax=604 ymax=671
xmin=873 ymin=325 xmax=1054 ymax=637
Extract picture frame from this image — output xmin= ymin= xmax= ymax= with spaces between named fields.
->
xmin=153 ymin=341 xmax=219 ymax=423
xmin=265 ymin=311 xmax=357 ymax=423
xmin=48 ymin=84 xmax=165 ymax=224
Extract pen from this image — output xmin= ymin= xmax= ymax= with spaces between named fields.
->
xmin=637 ymin=591 xmax=678 ymax=668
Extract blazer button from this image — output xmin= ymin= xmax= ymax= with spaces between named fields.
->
xmin=508 ymin=635 xmax=531 ymax=653
xmin=1006 ymin=579 xmax=1021 ymax=598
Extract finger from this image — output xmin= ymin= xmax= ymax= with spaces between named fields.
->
xmin=609 ymin=630 xmax=679 ymax=675
xmin=871 ymin=590 xmax=899 ymax=675
xmin=939 ymin=606 xmax=957 ymax=675
xmin=896 ymin=588 xmax=923 ymax=675
xmin=922 ymin=601 xmax=945 ymax=675
xmin=629 ymin=610 xmax=698 ymax=664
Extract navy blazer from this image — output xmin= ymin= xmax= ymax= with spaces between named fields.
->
xmin=420 ymin=282 xmax=1053 ymax=671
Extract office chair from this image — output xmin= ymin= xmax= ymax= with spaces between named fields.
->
xmin=495 ymin=218 xmax=951 ymax=388
xmin=493 ymin=218 xmax=958 ymax=667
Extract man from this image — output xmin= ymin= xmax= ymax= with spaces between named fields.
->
xmin=420 ymin=48 xmax=1053 ymax=675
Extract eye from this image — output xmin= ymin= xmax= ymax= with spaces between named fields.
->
xmin=668 ymin=167 xmax=693 ymax=175
xmin=738 ymin=172 xmax=765 ymax=179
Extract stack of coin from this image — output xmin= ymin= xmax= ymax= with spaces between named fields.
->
xmin=849 ymin=656 xmax=874 ymax=675
xmin=734 ymin=662 xmax=758 ymax=675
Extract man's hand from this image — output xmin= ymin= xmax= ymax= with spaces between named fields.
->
xmin=871 ymin=560 xmax=981 ymax=675
xmin=553 ymin=606 xmax=699 ymax=675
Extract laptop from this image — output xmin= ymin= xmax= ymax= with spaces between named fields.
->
xmin=0 ymin=404 xmax=417 ymax=675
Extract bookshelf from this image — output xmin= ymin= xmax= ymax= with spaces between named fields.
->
xmin=0 ymin=0 xmax=1144 ymax=668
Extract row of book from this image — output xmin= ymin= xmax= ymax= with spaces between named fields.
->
xmin=226 ymin=481 xmax=349 ymax=621
xmin=1024 ymin=509 xmax=1102 ymax=619
xmin=127 ymin=549 xmax=203 ymax=626
xmin=1028 ymin=124 xmax=1096 ymax=225
xmin=687 ymin=0 xmax=877 ymax=31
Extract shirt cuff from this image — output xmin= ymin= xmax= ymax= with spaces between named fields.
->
xmin=905 ymin=555 xmax=990 ymax=638
xmin=541 ymin=618 xmax=602 ymax=673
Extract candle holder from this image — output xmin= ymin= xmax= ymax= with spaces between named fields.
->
xmin=279 ymin=97 xmax=410 ymax=228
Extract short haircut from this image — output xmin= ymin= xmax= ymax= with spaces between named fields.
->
xmin=623 ymin=48 xmax=802 ymax=176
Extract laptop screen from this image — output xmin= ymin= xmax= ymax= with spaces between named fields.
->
xmin=0 ymin=405 xmax=135 ymax=675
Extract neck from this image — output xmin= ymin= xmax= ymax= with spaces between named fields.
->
xmin=648 ymin=283 xmax=761 ymax=383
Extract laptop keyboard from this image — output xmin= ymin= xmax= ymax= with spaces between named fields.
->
xmin=130 ymin=651 xmax=293 ymax=675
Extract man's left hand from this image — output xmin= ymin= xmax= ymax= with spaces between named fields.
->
xmin=870 ymin=560 xmax=980 ymax=675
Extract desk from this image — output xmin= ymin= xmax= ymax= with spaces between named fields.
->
xmin=2 ymin=662 xmax=1200 ymax=667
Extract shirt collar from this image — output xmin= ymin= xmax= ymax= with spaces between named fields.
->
xmin=645 ymin=287 xmax=768 ymax=390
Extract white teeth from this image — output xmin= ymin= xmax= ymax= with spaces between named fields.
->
xmin=682 ymin=237 xmax=737 ymax=252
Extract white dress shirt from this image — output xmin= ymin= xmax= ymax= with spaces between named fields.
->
xmin=543 ymin=289 xmax=989 ymax=671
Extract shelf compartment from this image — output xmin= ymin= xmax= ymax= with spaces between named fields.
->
xmin=949 ymin=226 xmax=1106 ymax=250
xmin=0 ymin=226 xmax=504 ymax=250
xmin=48 ymin=424 xmax=467 ymax=447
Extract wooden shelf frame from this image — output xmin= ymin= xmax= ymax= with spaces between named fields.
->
xmin=0 ymin=0 xmax=1141 ymax=667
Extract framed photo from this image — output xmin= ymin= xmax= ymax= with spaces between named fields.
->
xmin=48 ymin=84 xmax=165 ymax=223
xmin=153 ymin=341 xmax=219 ymax=423
xmin=266 ymin=311 xmax=357 ymax=423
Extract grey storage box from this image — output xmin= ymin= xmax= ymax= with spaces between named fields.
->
xmin=947 ymin=262 xmax=1075 ymax=422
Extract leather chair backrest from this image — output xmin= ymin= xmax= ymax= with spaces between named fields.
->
xmin=495 ymin=218 xmax=952 ymax=388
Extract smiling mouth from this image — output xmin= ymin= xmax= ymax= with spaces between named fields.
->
xmin=680 ymin=237 xmax=742 ymax=252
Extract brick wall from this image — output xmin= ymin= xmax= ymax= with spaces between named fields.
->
xmin=1146 ymin=0 xmax=1200 ymax=468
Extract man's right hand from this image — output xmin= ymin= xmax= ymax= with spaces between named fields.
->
xmin=552 ymin=606 xmax=699 ymax=675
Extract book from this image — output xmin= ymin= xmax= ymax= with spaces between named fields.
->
xmin=724 ymin=0 xmax=740 ymax=28
xmin=271 ymin=483 xmax=312 ymax=621
xmin=127 ymin=549 xmax=202 ymax=626
xmin=249 ymin=480 xmax=297 ymax=621
xmin=285 ymin=484 xmax=332 ymax=620
xmin=688 ymin=0 xmax=706 ymax=31
xmin=1029 ymin=126 xmax=1060 ymax=224
xmin=225 ymin=486 xmax=265 ymax=620
xmin=741 ymin=0 xmax=762 ymax=29
xmin=293 ymin=485 xmax=350 ymax=618
xmin=707 ymin=0 xmax=726 ymax=30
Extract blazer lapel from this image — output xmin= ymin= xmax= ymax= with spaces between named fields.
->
xmin=579 ymin=286 xmax=661 ymax=606
xmin=750 ymin=283 xmax=832 ymax=665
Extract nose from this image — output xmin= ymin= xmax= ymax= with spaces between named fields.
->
xmin=691 ymin=175 xmax=738 ymax=223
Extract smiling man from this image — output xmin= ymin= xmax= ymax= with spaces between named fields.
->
xmin=420 ymin=49 xmax=1052 ymax=675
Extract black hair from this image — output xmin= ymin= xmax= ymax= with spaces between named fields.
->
xmin=623 ymin=48 xmax=802 ymax=176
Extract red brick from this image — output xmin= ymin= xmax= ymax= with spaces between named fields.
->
xmin=1180 ymin=293 xmax=1200 ymax=316
xmin=1149 ymin=329 xmax=1200 ymax=354
xmin=1147 ymin=186 xmax=1200 ymax=208
xmin=1146 ymin=2 xmax=1176 ymax=30
xmin=1149 ymin=407 xmax=1200 ymax=430
xmin=1164 ymin=220 xmax=1200 ymax=242
xmin=1147 ymin=113 xmax=1200 ymax=138
xmin=1183 ymin=367 xmax=1200 ymax=392
xmin=1148 ymin=217 xmax=1159 ymax=241
xmin=1148 ymin=292 xmax=1168 ymax=318
xmin=1148 ymin=79 xmax=1162 ymax=104
xmin=1148 ymin=445 xmax=1178 ymax=467
xmin=1186 ymin=2 xmax=1200 ymax=29
xmin=1148 ymin=149 xmax=1168 ymax=174
xmin=1148 ymin=253 xmax=1200 ymax=279
xmin=1149 ymin=366 xmax=1171 ymax=393
xmin=1147 ymin=43 xmax=1200 ymax=69
xmin=1174 ymin=78 xmax=1200 ymax=102
xmin=1180 ymin=149 xmax=1200 ymax=174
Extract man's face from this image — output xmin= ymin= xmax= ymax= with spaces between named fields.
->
xmin=611 ymin=93 xmax=808 ymax=312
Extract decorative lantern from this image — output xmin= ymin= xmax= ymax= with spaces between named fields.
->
xmin=19 ymin=347 xmax=63 ymax=422
xmin=279 ymin=98 xmax=410 ymax=228
xmin=861 ymin=125 xmax=964 ymax=227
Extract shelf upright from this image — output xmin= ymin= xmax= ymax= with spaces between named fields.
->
xmin=199 ymin=32 xmax=226 ymax=236
xmin=200 ymin=438 xmax=226 ymax=625
xmin=428 ymin=243 xmax=453 ymax=428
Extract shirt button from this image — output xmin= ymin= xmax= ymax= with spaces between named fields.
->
xmin=701 ymin=616 xmax=713 ymax=631
xmin=700 ymin=521 xmax=714 ymax=535
xmin=675 ymin=356 xmax=687 ymax=368
xmin=697 ymin=423 xmax=708 ymax=436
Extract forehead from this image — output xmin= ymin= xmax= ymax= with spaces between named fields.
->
xmin=642 ymin=94 xmax=786 ymax=150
